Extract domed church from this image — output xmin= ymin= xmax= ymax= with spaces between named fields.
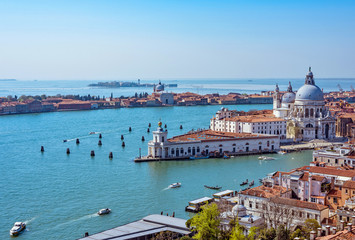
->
xmin=273 ymin=67 xmax=335 ymax=141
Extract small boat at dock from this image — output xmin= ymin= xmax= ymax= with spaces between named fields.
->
xmin=278 ymin=151 xmax=286 ymax=155
xmin=240 ymin=179 xmax=248 ymax=186
xmin=9 ymin=222 xmax=26 ymax=236
xmin=169 ymin=182 xmax=181 ymax=188
xmin=98 ymin=208 xmax=111 ymax=215
xmin=190 ymin=155 xmax=209 ymax=160
xmin=204 ymin=185 xmax=222 ymax=190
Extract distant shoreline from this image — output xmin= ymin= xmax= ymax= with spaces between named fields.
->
xmin=0 ymin=79 xmax=16 ymax=81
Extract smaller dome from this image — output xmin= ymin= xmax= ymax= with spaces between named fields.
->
xmin=232 ymin=204 xmax=247 ymax=217
xmin=156 ymin=84 xmax=164 ymax=91
xmin=282 ymin=92 xmax=296 ymax=103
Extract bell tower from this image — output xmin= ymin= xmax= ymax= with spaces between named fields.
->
xmin=305 ymin=67 xmax=315 ymax=85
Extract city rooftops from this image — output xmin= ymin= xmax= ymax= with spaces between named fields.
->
xmin=224 ymin=114 xmax=286 ymax=123
xmin=300 ymin=166 xmax=355 ymax=178
xmin=270 ymin=196 xmax=328 ymax=211
xmin=168 ymin=130 xmax=277 ymax=143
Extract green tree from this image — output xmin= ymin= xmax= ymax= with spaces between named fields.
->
xmin=258 ymin=227 xmax=276 ymax=240
xmin=276 ymin=225 xmax=289 ymax=240
xmin=188 ymin=203 xmax=221 ymax=240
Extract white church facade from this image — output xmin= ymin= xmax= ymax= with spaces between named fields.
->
xmin=273 ymin=68 xmax=336 ymax=141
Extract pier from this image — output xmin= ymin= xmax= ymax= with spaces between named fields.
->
xmin=280 ymin=140 xmax=344 ymax=153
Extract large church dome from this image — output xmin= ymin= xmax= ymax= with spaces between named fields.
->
xmin=295 ymin=67 xmax=324 ymax=101
xmin=296 ymin=84 xmax=323 ymax=101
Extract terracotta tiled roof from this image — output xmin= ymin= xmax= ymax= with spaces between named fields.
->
xmin=300 ymin=166 xmax=355 ymax=178
xmin=240 ymin=185 xmax=288 ymax=198
xmin=327 ymin=189 xmax=342 ymax=198
xmin=343 ymin=181 xmax=355 ymax=189
xmin=167 ymin=129 xmax=277 ymax=143
xmin=312 ymin=175 xmax=326 ymax=182
xmin=316 ymin=226 xmax=355 ymax=239
xmin=225 ymin=114 xmax=286 ymax=123
xmin=270 ymin=196 xmax=328 ymax=211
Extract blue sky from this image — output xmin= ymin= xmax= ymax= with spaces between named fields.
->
xmin=0 ymin=0 xmax=354 ymax=80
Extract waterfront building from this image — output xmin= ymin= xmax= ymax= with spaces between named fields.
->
xmin=273 ymin=68 xmax=336 ymax=141
xmin=145 ymin=122 xmax=280 ymax=160
xmin=237 ymin=185 xmax=329 ymax=227
xmin=210 ymin=112 xmax=287 ymax=140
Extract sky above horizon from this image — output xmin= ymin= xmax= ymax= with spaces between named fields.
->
xmin=0 ymin=0 xmax=355 ymax=80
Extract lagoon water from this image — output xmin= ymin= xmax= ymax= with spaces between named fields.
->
xmin=0 ymin=103 xmax=313 ymax=239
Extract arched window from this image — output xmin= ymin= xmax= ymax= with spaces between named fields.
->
xmin=306 ymin=124 xmax=313 ymax=128
xmin=259 ymin=142 xmax=262 ymax=145
xmin=245 ymin=142 xmax=249 ymax=145
xmin=219 ymin=144 xmax=223 ymax=147
xmin=205 ymin=145 xmax=209 ymax=148
xmin=171 ymin=148 xmax=175 ymax=154
xmin=188 ymin=147 xmax=191 ymax=153
xmin=180 ymin=148 xmax=183 ymax=154
xmin=310 ymin=109 xmax=314 ymax=117
xmin=197 ymin=146 xmax=200 ymax=153
xmin=305 ymin=108 xmax=309 ymax=118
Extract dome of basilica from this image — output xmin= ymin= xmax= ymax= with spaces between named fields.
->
xmin=295 ymin=84 xmax=324 ymax=101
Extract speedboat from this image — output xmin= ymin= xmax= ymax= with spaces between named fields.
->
xmin=9 ymin=222 xmax=26 ymax=236
xmin=98 ymin=208 xmax=111 ymax=215
xmin=63 ymin=139 xmax=67 ymax=142
xmin=169 ymin=182 xmax=181 ymax=188
xmin=258 ymin=156 xmax=265 ymax=160
xmin=278 ymin=151 xmax=286 ymax=155
xmin=263 ymin=157 xmax=275 ymax=160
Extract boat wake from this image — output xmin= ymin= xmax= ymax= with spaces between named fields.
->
xmin=55 ymin=213 xmax=98 ymax=228
xmin=162 ymin=187 xmax=170 ymax=191
xmin=24 ymin=216 xmax=37 ymax=225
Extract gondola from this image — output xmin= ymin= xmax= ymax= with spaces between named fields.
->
xmin=249 ymin=180 xmax=254 ymax=187
xmin=204 ymin=185 xmax=222 ymax=190
xmin=240 ymin=179 xmax=248 ymax=186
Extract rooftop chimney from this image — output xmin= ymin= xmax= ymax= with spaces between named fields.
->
xmin=326 ymin=225 xmax=330 ymax=235
xmin=317 ymin=227 xmax=322 ymax=237
xmin=341 ymin=220 xmax=345 ymax=231
xmin=347 ymin=223 xmax=352 ymax=232
xmin=310 ymin=230 xmax=316 ymax=240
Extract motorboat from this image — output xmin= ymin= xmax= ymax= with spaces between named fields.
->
xmin=204 ymin=185 xmax=222 ymax=190
xmin=190 ymin=155 xmax=209 ymax=160
xmin=63 ymin=139 xmax=67 ymax=142
xmin=98 ymin=208 xmax=111 ymax=215
xmin=89 ymin=132 xmax=100 ymax=135
xmin=240 ymin=179 xmax=248 ymax=186
xmin=278 ymin=151 xmax=286 ymax=155
xmin=258 ymin=156 xmax=275 ymax=160
xmin=9 ymin=222 xmax=26 ymax=236
xmin=169 ymin=182 xmax=181 ymax=188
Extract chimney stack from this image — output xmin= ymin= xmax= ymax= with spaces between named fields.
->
xmin=347 ymin=223 xmax=352 ymax=232
xmin=341 ymin=220 xmax=345 ymax=231
xmin=326 ymin=225 xmax=330 ymax=235
xmin=310 ymin=230 xmax=316 ymax=240
xmin=317 ymin=227 xmax=322 ymax=237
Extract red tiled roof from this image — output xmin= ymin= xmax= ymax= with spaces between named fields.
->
xmin=300 ymin=166 xmax=355 ymax=178
xmin=343 ymin=181 xmax=355 ymax=189
xmin=270 ymin=196 xmax=329 ymax=211
xmin=167 ymin=129 xmax=277 ymax=143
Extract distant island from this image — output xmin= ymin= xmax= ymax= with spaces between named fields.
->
xmin=0 ymin=79 xmax=16 ymax=81
xmin=88 ymin=80 xmax=177 ymax=88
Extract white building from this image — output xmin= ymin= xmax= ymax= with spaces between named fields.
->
xmin=273 ymin=68 xmax=336 ymax=141
xmin=146 ymin=122 xmax=280 ymax=160
xmin=210 ymin=111 xmax=287 ymax=140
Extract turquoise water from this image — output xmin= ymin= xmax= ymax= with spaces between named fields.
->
xmin=0 ymin=104 xmax=312 ymax=239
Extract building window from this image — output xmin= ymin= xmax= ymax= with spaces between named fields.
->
xmin=346 ymin=189 xmax=348 ymax=194
xmin=162 ymin=137 xmax=164 ymax=142
xmin=188 ymin=147 xmax=191 ymax=153
xmin=334 ymin=197 xmax=338 ymax=204
xmin=180 ymin=148 xmax=183 ymax=154
xmin=155 ymin=136 xmax=158 ymax=142
xmin=197 ymin=147 xmax=200 ymax=153
xmin=299 ymin=212 xmax=302 ymax=218
xmin=255 ymin=203 xmax=258 ymax=209
xmin=171 ymin=149 xmax=174 ymax=155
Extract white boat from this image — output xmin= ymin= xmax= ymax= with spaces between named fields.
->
xmin=258 ymin=156 xmax=275 ymax=160
xmin=169 ymin=182 xmax=181 ymax=188
xmin=98 ymin=208 xmax=111 ymax=215
xmin=278 ymin=151 xmax=286 ymax=155
xmin=9 ymin=222 xmax=26 ymax=236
